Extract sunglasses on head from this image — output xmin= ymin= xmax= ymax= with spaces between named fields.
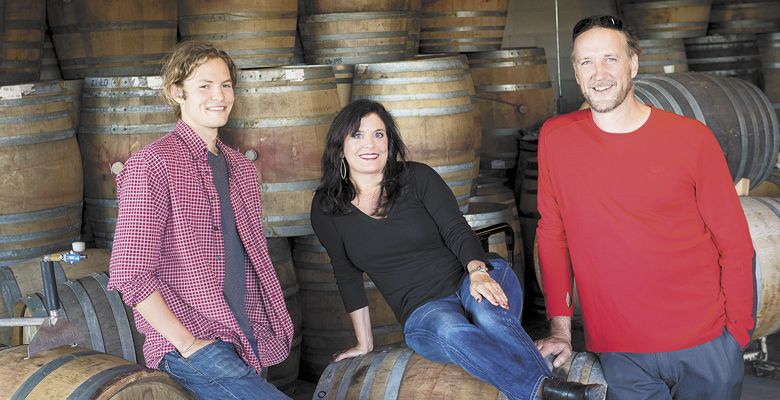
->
xmin=572 ymin=15 xmax=624 ymax=41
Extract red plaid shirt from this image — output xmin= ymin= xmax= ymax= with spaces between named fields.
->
xmin=108 ymin=121 xmax=293 ymax=371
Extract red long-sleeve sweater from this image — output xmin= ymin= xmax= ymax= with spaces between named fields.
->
xmin=536 ymin=107 xmax=755 ymax=353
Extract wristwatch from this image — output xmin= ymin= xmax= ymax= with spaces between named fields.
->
xmin=469 ymin=264 xmax=489 ymax=274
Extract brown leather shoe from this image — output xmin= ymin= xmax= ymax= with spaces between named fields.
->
xmin=541 ymin=377 xmax=607 ymax=400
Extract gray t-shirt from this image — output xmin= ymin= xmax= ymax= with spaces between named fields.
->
xmin=208 ymin=150 xmax=259 ymax=358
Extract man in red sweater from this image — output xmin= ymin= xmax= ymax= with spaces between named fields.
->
xmin=534 ymin=15 xmax=756 ymax=399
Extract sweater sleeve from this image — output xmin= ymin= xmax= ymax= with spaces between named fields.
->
xmin=107 ymin=153 xmax=168 ymax=307
xmin=412 ymin=163 xmax=487 ymax=268
xmin=536 ymin=125 xmax=575 ymax=318
xmin=310 ymin=196 xmax=369 ymax=313
xmin=694 ymin=129 xmax=756 ymax=347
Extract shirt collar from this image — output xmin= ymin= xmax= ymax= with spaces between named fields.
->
xmin=173 ymin=120 xmax=230 ymax=161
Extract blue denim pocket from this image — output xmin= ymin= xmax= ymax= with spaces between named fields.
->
xmin=185 ymin=340 xmax=254 ymax=380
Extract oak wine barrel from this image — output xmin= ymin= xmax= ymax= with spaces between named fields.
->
xmin=46 ymin=0 xmax=177 ymax=79
xmin=0 ymin=248 xmax=109 ymax=346
xmin=298 ymin=11 xmax=418 ymax=65
xmin=555 ymin=352 xmax=608 ymax=387
xmin=0 ymin=80 xmax=82 ymax=268
xmin=758 ymin=33 xmax=780 ymax=118
xmin=617 ymin=0 xmax=712 ymax=39
xmin=467 ymin=48 xmax=553 ymax=173
xmin=637 ymin=39 xmax=689 ymax=74
xmin=314 ymin=344 xmax=506 ymax=399
xmin=78 ymin=76 xmax=175 ymax=248
xmin=222 ymin=66 xmax=340 ymax=237
xmin=742 ymin=196 xmax=780 ymax=339
xmin=709 ymin=0 xmax=780 ymax=35
xmin=266 ymin=238 xmax=302 ymax=392
xmin=0 ymin=345 xmax=190 ymax=399
xmin=684 ymin=34 xmax=763 ymax=87
xmin=15 ymin=272 xmax=145 ymax=365
xmin=299 ymin=0 xmax=420 ymax=14
xmin=419 ymin=0 xmax=508 ymax=53
xmin=178 ymin=0 xmax=297 ymax=69
xmin=633 ymin=72 xmax=779 ymax=188
xmin=351 ymin=56 xmax=477 ymax=211
xmin=292 ymin=235 xmax=404 ymax=381
xmin=40 ymin=32 xmax=61 ymax=81
xmin=0 ymin=0 xmax=45 ymax=84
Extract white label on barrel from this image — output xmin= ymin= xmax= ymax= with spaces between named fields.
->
xmin=0 ymin=86 xmax=22 ymax=99
xmin=147 ymin=76 xmax=164 ymax=90
xmin=663 ymin=65 xmax=676 ymax=73
xmin=284 ymin=69 xmax=305 ymax=82
xmin=90 ymin=78 xmax=115 ymax=88
xmin=491 ymin=160 xmax=506 ymax=169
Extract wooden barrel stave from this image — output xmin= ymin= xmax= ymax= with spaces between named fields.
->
xmin=222 ymin=66 xmax=339 ymax=237
xmin=0 ymin=80 xmax=83 ymax=267
xmin=178 ymin=0 xmax=297 ymax=69
xmin=419 ymin=0 xmax=509 ymax=53
xmin=467 ymin=48 xmax=553 ymax=175
xmin=352 ymin=56 xmax=477 ymax=211
xmin=684 ymin=34 xmax=763 ymax=87
xmin=554 ymin=351 xmax=608 ymax=387
xmin=0 ymin=0 xmax=45 ymax=84
xmin=709 ymin=0 xmax=780 ymax=35
xmin=332 ymin=64 xmax=355 ymax=108
xmin=638 ymin=39 xmax=689 ymax=74
xmin=0 ymin=249 xmax=109 ymax=345
xmin=742 ymin=197 xmax=780 ymax=339
xmin=40 ymin=32 xmax=62 ymax=81
xmin=758 ymin=33 xmax=780 ymax=120
xmin=314 ymin=345 xmax=505 ymax=399
xmin=292 ymin=235 xmax=404 ymax=381
xmin=16 ymin=272 xmax=144 ymax=365
xmin=46 ymin=0 xmax=177 ymax=79
xmin=618 ymin=0 xmax=712 ymax=39
xmin=298 ymin=11 xmax=418 ymax=65
xmin=0 ymin=345 xmax=190 ymax=399
xmin=78 ymin=75 xmax=176 ymax=248
xmin=299 ymin=0 xmax=420 ymax=14
xmin=633 ymin=72 xmax=779 ymax=188
xmin=266 ymin=238 xmax=302 ymax=392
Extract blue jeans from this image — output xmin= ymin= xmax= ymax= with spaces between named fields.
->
xmin=403 ymin=257 xmax=550 ymax=400
xmin=159 ymin=339 xmax=290 ymax=400
xmin=599 ymin=329 xmax=744 ymax=400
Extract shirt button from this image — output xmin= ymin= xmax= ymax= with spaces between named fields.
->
xmin=215 ymin=255 xmax=222 ymax=261
xmin=213 ymin=226 xmax=219 ymax=232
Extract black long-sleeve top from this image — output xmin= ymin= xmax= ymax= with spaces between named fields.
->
xmin=310 ymin=162 xmax=488 ymax=326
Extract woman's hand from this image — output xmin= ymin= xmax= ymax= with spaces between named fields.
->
xmin=469 ymin=271 xmax=509 ymax=309
xmin=333 ymin=343 xmax=372 ymax=362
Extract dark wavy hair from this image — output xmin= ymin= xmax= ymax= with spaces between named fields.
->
xmin=316 ymin=99 xmax=409 ymax=216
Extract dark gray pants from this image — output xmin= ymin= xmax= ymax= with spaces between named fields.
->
xmin=599 ymin=329 xmax=744 ymax=400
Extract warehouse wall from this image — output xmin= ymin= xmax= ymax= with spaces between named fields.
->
xmin=503 ymin=0 xmax=618 ymax=113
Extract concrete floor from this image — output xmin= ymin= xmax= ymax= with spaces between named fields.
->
xmin=289 ymin=312 xmax=780 ymax=399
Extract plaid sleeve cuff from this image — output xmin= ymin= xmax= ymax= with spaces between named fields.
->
xmin=117 ymin=274 xmax=161 ymax=307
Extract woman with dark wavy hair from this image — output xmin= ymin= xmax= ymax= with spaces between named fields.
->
xmin=310 ymin=99 xmax=604 ymax=400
